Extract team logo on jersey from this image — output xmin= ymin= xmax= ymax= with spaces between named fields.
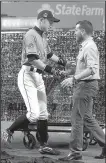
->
xmin=28 ymin=43 xmax=34 ymax=49
xmin=37 ymin=4 xmax=54 ymax=16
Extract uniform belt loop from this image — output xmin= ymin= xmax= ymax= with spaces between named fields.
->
xmin=36 ymin=69 xmax=43 ymax=74
xmin=30 ymin=66 xmax=34 ymax=71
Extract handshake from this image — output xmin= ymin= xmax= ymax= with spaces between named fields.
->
xmin=51 ymin=60 xmax=76 ymax=79
xmin=51 ymin=67 xmax=77 ymax=88
xmin=51 ymin=68 xmax=67 ymax=80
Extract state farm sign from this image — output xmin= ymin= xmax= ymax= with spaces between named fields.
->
xmin=55 ymin=4 xmax=103 ymax=16
xmin=1 ymin=2 xmax=105 ymax=30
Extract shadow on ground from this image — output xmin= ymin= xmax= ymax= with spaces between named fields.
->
xmin=1 ymin=150 xmax=84 ymax=163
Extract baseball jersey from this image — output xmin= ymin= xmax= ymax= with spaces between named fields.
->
xmin=21 ymin=26 xmax=51 ymax=67
xmin=75 ymin=37 xmax=100 ymax=80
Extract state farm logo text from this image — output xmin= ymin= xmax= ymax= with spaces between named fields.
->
xmin=55 ymin=4 xmax=104 ymax=16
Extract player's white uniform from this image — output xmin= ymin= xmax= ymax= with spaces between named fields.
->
xmin=18 ymin=26 xmax=50 ymax=122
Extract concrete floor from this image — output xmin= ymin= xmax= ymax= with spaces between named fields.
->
xmin=1 ymin=121 xmax=105 ymax=163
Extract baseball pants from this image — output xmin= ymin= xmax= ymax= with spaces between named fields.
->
xmin=18 ymin=65 xmax=49 ymax=122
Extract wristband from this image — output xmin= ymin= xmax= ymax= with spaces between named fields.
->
xmin=47 ymin=52 xmax=53 ymax=59
xmin=58 ymin=58 xmax=67 ymax=67
xmin=44 ymin=65 xmax=52 ymax=74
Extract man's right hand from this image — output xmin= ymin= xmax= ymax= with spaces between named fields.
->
xmin=65 ymin=60 xmax=76 ymax=70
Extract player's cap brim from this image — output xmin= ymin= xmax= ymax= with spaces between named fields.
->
xmin=48 ymin=17 xmax=60 ymax=22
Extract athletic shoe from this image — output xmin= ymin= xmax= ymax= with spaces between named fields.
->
xmin=39 ymin=144 xmax=60 ymax=155
xmin=2 ymin=129 xmax=13 ymax=148
xmin=59 ymin=152 xmax=82 ymax=161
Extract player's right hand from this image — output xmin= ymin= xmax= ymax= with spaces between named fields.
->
xmin=51 ymin=68 xmax=67 ymax=79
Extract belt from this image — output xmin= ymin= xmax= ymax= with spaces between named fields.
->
xmin=78 ymin=79 xmax=97 ymax=83
xmin=22 ymin=65 xmax=43 ymax=74
xmin=30 ymin=67 xmax=43 ymax=74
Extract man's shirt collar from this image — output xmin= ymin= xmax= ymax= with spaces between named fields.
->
xmin=81 ymin=36 xmax=93 ymax=48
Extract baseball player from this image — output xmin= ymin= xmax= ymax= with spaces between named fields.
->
xmin=2 ymin=10 xmax=68 ymax=155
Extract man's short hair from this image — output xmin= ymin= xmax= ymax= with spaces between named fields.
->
xmin=76 ymin=20 xmax=93 ymax=35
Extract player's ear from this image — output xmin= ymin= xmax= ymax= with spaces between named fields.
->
xmin=40 ymin=18 xmax=45 ymax=23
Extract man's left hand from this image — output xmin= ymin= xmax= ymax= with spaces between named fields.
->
xmin=61 ymin=77 xmax=74 ymax=88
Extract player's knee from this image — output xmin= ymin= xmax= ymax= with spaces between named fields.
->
xmin=39 ymin=112 xmax=49 ymax=120
xmin=26 ymin=112 xmax=40 ymax=123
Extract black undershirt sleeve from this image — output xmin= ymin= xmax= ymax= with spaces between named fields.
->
xmin=47 ymin=52 xmax=53 ymax=59
xmin=27 ymin=54 xmax=39 ymax=62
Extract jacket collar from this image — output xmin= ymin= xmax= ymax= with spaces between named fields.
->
xmin=33 ymin=26 xmax=44 ymax=36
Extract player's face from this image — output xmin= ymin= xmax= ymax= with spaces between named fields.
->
xmin=42 ymin=19 xmax=54 ymax=32
xmin=75 ymin=24 xmax=83 ymax=43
